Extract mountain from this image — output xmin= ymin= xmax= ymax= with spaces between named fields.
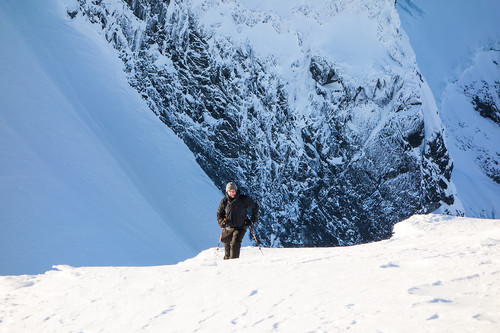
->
xmin=68 ymin=0 xmax=457 ymax=247
xmin=2 ymin=0 xmax=498 ymax=275
xmin=1 ymin=214 xmax=499 ymax=332
xmin=397 ymin=0 xmax=500 ymax=218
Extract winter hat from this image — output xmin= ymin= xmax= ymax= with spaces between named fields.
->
xmin=226 ymin=182 xmax=238 ymax=192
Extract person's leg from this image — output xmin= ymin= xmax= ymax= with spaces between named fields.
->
xmin=229 ymin=229 xmax=246 ymax=259
xmin=223 ymin=241 xmax=231 ymax=260
xmin=221 ymin=229 xmax=233 ymax=260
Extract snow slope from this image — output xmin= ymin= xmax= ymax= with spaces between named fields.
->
xmin=396 ymin=0 xmax=499 ymax=102
xmin=1 ymin=214 xmax=499 ymax=332
xmin=0 ymin=0 xmax=223 ymax=275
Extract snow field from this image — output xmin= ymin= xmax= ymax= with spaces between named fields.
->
xmin=0 ymin=0 xmax=223 ymax=275
xmin=1 ymin=214 xmax=499 ymax=332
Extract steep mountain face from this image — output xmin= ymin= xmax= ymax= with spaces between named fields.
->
xmin=440 ymin=49 xmax=500 ymax=217
xmin=456 ymin=50 xmax=499 ymax=183
xmin=397 ymin=0 xmax=500 ymax=218
xmin=69 ymin=0 xmax=456 ymax=246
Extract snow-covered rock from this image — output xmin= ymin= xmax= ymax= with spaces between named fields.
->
xmin=70 ymin=0 xmax=458 ymax=246
xmin=397 ymin=0 xmax=500 ymax=218
xmin=440 ymin=50 xmax=500 ymax=218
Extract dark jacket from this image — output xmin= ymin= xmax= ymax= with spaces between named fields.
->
xmin=217 ymin=191 xmax=259 ymax=229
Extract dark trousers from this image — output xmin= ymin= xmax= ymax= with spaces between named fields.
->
xmin=223 ymin=229 xmax=246 ymax=259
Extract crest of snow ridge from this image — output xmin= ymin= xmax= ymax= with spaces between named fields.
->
xmin=71 ymin=0 xmax=456 ymax=246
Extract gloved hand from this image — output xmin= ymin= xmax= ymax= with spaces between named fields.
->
xmin=244 ymin=217 xmax=252 ymax=226
xmin=221 ymin=218 xmax=227 ymax=228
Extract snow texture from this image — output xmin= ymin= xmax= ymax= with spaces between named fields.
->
xmin=0 ymin=0 xmax=224 ymax=275
xmin=1 ymin=214 xmax=499 ymax=332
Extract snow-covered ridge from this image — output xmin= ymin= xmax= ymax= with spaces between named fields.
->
xmin=1 ymin=214 xmax=499 ymax=332
xmin=69 ymin=0 xmax=458 ymax=247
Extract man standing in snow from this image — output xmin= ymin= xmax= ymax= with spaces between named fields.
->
xmin=217 ymin=182 xmax=259 ymax=260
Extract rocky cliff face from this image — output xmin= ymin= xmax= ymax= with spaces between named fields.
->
xmin=462 ymin=51 xmax=500 ymax=184
xmin=69 ymin=0 xmax=456 ymax=246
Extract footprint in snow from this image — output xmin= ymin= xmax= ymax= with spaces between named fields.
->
xmin=380 ymin=262 xmax=400 ymax=268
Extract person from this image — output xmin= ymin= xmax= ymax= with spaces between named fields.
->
xmin=217 ymin=182 xmax=259 ymax=259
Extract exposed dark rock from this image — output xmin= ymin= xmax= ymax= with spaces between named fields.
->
xmin=75 ymin=0 xmax=455 ymax=247
xmin=473 ymin=95 xmax=500 ymax=125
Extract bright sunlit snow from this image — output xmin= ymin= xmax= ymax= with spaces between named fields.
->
xmin=1 ymin=214 xmax=499 ymax=332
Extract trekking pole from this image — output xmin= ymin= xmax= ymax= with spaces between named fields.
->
xmin=217 ymin=228 xmax=223 ymax=251
xmin=249 ymin=225 xmax=264 ymax=256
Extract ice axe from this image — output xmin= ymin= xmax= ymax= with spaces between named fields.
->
xmin=216 ymin=228 xmax=223 ymax=252
xmin=249 ymin=225 xmax=264 ymax=256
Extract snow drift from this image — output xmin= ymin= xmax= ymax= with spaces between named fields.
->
xmin=1 ymin=214 xmax=499 ymax=332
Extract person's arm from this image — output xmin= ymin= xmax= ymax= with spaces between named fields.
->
xmin=249 ymin=198 xmax=259 ymax=223
xmin=217 ymin=199 xmax=227 ymax=228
